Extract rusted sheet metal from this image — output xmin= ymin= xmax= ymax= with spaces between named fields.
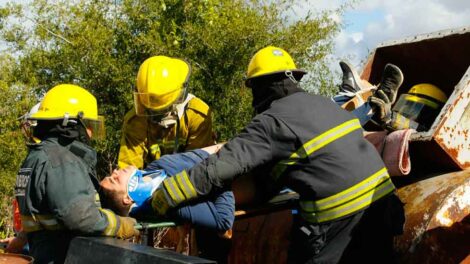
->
xmin=378 ymin=26 xmax=470 ymax=48
xmin=228 ymin=209 xmax=292 ymax=264
xmin=395 ymin=169 xmax=470 ymax=263
xmin=361 ymin=26 xmax=470 ymax=171
xmin=434 ymin=73 xmax=470 ymax=169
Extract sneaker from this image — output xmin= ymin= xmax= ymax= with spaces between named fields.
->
xmin=378 ymin=63 xmax=403 ymax=104
xmin=339 ymin=61 xmax=366 ymax=93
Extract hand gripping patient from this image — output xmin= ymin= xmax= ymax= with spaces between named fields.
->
xmin=100 ymin=147 xmax=234 ymax=235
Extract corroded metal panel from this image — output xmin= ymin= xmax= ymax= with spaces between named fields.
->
xmin=434 ymin=71 xmax=470 ymax=169
xmin=395 ymin=170 xmax=470 ymax=263
xmin=229 ymin=210 xmax=292 ymax=264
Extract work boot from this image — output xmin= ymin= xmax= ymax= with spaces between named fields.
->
xmin=339 ymin=61 xmax=366 ymax=93
xmin=369 ymin=63 xmax=404 ymax=128
xmin=377 ymin=63 xmax=403 ymax=104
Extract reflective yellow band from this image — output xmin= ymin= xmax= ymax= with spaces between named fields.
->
xmin=95 ymin=192 xmax=101 ymax=206
xmin=393 ymin=113 xmax=410 ymax=129
xmin=299 ymin=168 xmax=395 ymax=223
xmin=163 ymin=176 xmax=186 ymax=204
xmin=21 ymin=214 xmax=64 ymax=232
xmin=21 ymin=216 xmax=43 ymax=232
xmin=99 ymin=208 xmax=118 ymax=236
xmin=152 ymin=138 xmax=187 ymax=149
xmin=175 ymin=170 xmax=197 ymax=200
xmin=271 ymin=119 xmax=362 ymax=181
xmin=151 ymin=189 xmax=170 ymax=215
xmin=302 ymin=168 xmax=389 ymax=211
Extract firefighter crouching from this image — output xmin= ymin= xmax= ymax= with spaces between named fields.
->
xmin=15 ymin=84 xmax=138 ymax=263
xmin=150 ymin=46 xmax=405 ymax=263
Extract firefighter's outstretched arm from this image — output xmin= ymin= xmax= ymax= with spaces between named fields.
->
xmin=151 ymin=115 xmax=276 ymax=215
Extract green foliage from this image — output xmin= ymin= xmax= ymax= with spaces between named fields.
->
xmin=0 ymin=53 xmax=37 ymax=237
xmin=0 ymin=0 xmax=345 ymax=234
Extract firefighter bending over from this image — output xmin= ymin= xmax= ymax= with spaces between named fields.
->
xmin=118 ymin=56 xmax=215 ymax=169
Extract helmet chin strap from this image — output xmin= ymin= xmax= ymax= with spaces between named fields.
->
xmin=285 ymin=70 xmax=298 ymax=84
xmin=62 ymin=113 xmax=70 ymax=126
xmin=157 ymin=108 xmax=178 ymax=128
xmin=150 ymin=93 xmax=195 ymax=128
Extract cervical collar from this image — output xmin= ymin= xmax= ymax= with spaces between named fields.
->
xmin=127 ymin=169 xmax=167 ymax=206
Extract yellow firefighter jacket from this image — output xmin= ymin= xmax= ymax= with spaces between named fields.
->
xmin=118 ymin=95 xmax=215 ymax=169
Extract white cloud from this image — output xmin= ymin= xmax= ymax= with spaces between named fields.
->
xmin=350 ymin=32 xmax=363 ymax=43
xmin=332 ymin=0 xmax=470 ymax=70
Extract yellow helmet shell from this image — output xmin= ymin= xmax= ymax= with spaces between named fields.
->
xmin=408 ymin=83 xmax=447 ymax=103
xmin=135 ymin=56 xmax=190 ymax=113
xmin=246 ymin=46 xmax=306 ymax=81
xmin=31 ymin=84 xmax=100 ymax=121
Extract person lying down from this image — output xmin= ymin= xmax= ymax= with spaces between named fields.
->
xmin=99 ymin=144 xmax=235 ymax=236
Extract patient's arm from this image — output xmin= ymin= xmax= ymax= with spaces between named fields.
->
xmin=200 ymin=143 xmax=225 ymax=155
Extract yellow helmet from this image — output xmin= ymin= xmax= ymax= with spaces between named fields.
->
xmin=245 ymin=46 xmax=306 ymax=85
xmin=30 ymin=84 xmax=105 ymax=138
xmin=134 ymin=56 xmax=190 ymax=116
xmin=391 ymin=83 xmax=447 ymax=131
xmin=407 ymin=83 xmax=447 ymax=103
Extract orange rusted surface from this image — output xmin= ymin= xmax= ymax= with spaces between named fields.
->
xmin=395 ymin=170 xmax=470 ymax=263
xmin=0 ymin=253 xmax=33 ymax=264
xmin=434 ymin=83 xmax=470 ymax=169
xmin=228 ymin=209 xmax=292 ymax=264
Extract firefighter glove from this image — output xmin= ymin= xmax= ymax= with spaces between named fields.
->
xmin=369 ymin=89 xmax=393 ymax=127
xmin=151 ymin=188 xmax=171 ymax=216
xmin=116 ymin=216 xmax=139 ymax=239
xmin=151 ymin=171 xmax=198 ymax=216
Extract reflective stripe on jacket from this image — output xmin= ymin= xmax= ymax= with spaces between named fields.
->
xmin=299 ymin=168 xmax=394 ymax=223
xmin=118 ymin=95 xmax=215 ymax=169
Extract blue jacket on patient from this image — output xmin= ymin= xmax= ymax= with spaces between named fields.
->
xmin=130 ymin=149 xmax=235 ymax=232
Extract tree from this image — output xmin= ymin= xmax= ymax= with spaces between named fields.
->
xmin=0 ymin=0 xmax=344 ymax=233
xmin=0 ymin=53 xmax=37 ymax=237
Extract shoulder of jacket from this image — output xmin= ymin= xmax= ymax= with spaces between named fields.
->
xmin=123 ymin=109 xmax=139 ymax=124
xmin=41 ymin=141 xmax=79 ymax=168
xmin=187 ymin=96 xmax=210 ymax=116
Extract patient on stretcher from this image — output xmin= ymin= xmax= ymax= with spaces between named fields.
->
xmin=100 ymin=144 xmax=235 ymax=235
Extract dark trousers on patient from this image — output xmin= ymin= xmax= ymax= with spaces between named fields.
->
xmin=288 ymin=194 xmax=404 ymax=264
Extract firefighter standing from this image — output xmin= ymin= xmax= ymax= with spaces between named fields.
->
xmin=150 ymin=46 xmax=405 ymax=263
xmin=15 ymin=84 xmax=138 ymax=263
xmin=118 ymin=56 xmax=215 ymax=169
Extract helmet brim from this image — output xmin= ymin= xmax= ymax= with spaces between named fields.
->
xmin=245 ymin=69 xmax=307 ymax=88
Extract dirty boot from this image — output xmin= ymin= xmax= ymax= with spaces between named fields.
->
xmin=339 ymin=61 xmax=366 ymax=93
xmin=377 ymin=63 xmax=403 ymax=104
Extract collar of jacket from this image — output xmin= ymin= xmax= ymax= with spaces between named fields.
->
xmin=40 ymin=137 xmax=98 ymax=167
xmin=251 ymin=77 xmax=305 ymax=114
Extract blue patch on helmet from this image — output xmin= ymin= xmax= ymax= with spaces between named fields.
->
xmin=128 ymin=169 xmax=167 ymax=206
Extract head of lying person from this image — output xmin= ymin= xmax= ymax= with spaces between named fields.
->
xmin=100 ymin=166 xmax=136 ymax=216
xmin=100 ymin=166 xmax=167 ymax=216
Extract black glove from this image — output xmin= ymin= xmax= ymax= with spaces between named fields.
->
xmin=369 ymin=89 xmax=393 ymax=127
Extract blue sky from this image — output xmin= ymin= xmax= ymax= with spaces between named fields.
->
xmin=343 ymin=9 xmax=386 ymax=33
